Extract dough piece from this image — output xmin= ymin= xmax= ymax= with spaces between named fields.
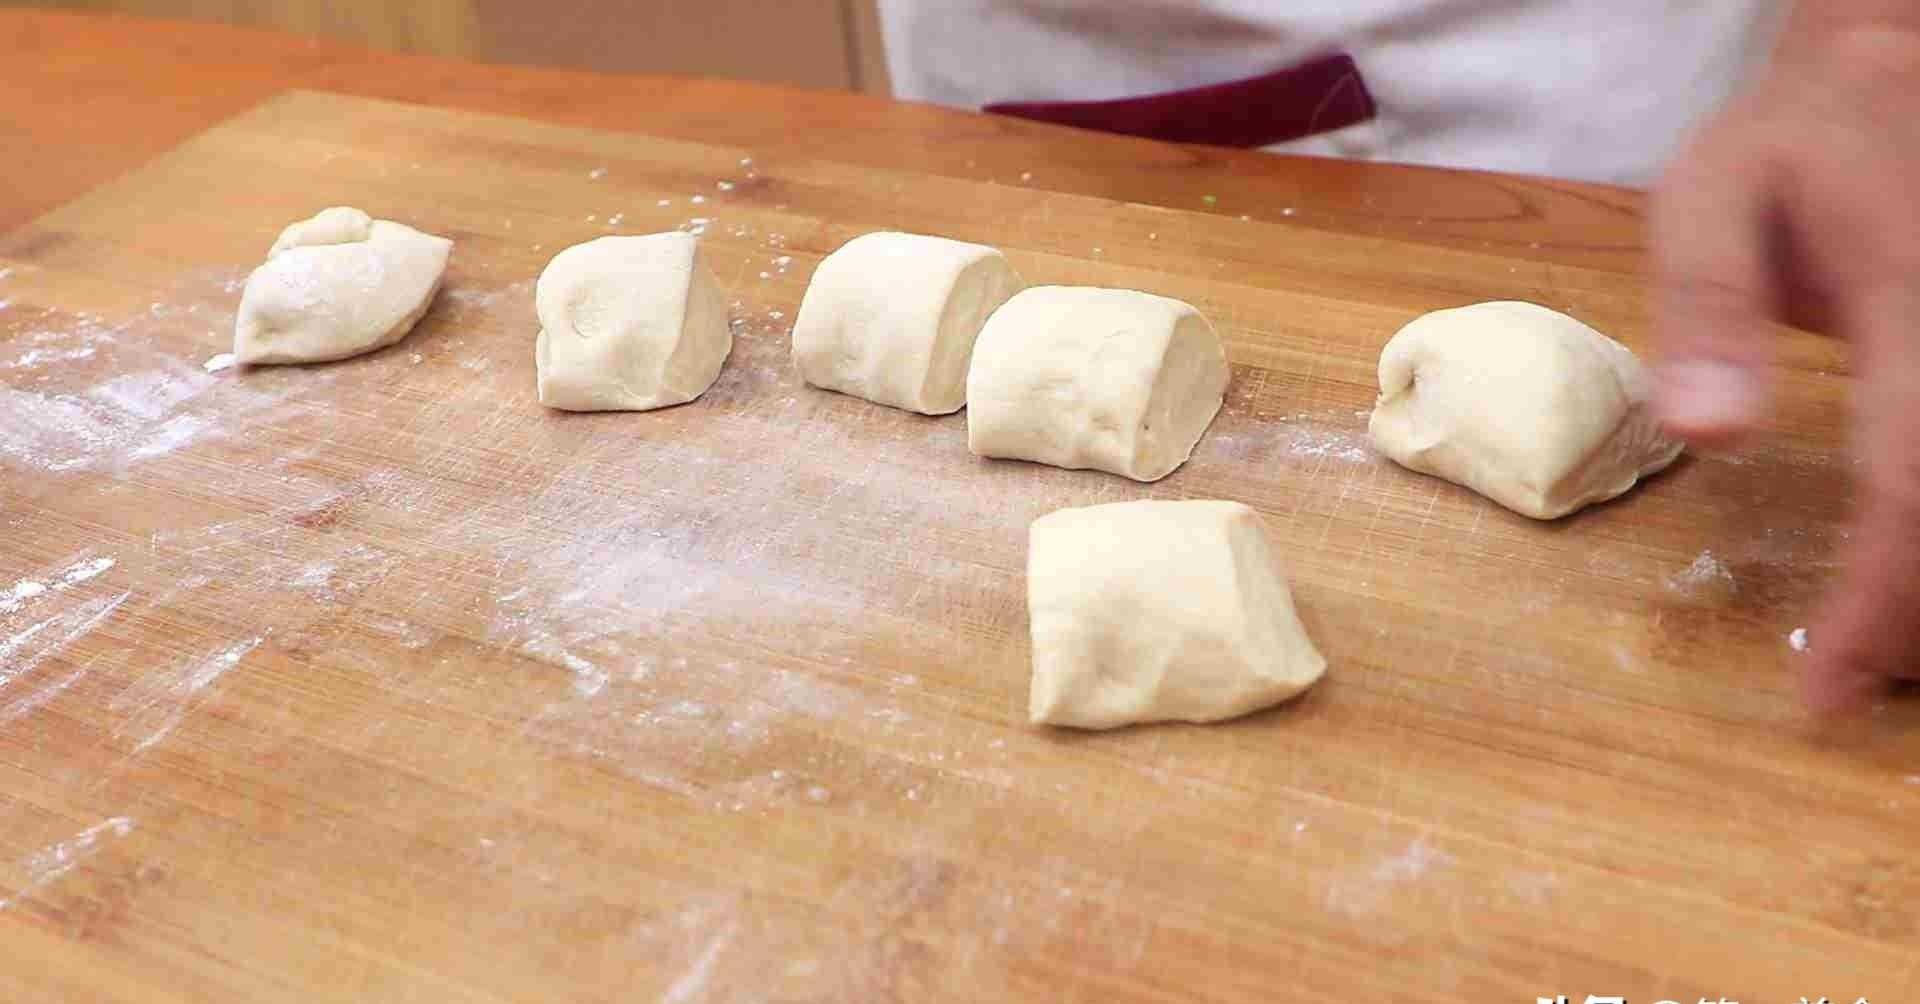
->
xmin=968 ymin=287 xmax=1229 ymax=482
xmin=1369 ymin=301 xmax=1684 ymax=519
xmin=234 ymin=207 xmax=452 ymax=365
xmin=1027 ymin=499 xmax=1325 ymax=729
xmin=791 ymin=231 xmax=1023 ymax=414
xmin=535 ymin=232 xmax=732 ymax=412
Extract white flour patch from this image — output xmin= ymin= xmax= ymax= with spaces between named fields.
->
xmin=0 ymin=389 xmax=121 ymax=471
xmin=0 ymin=273 xmax=316 ymax=473
xmin=1325 ymin=836 xmax=1453 ymax=918
xmin=88 ymin=369 xmax=206 ymax=422
xmin=202 ymin=352 xmax=236 ymax=373
xmin=443 ymin=283 xmax=517 ymax=314
xmin=59 ymin=556 xmax=116 ymax=588
xmin=0 ymin=657 xmax=98 ymax=727
xmin=5 ymin=344 xmax=98 ymax=369
xmin=362 ymin=612 xmax=434 ymax=650
xmin=1789 ymin=627 xmax=1809 ymax=653
xmin=1372 ymin=837 xmax=1451 ymax=883
xmin=127 ymin=414 xmax=214 ymax=459
xmin=0 ymin=816 xmax=136 ymax=912
xmin=292 ymin=561 xmax=336 ymax=595
xmin=1284 ymin=424 xmax=1371 ymax=464
xmin=0 ymin=592 xmax=131 ymax=688
xmin=112 ymin=636 xmax=262 ymax=754
xmin=662 ymin=920 xmax=735 ymax=1004
xmin=0 ymin=580 xmax=47 ymax=615
xmin=1667 ymin=549 xmax=1734 ymax=597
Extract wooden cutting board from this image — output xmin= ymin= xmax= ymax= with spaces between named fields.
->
xmin=2 ymin=91 xmax=1912 ymax=1003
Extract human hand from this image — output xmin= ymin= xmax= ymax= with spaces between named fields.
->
xmin=1650 ymin=23 xmax=1920 ymax=714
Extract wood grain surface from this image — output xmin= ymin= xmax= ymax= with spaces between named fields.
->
xmin=1 ymin=86 xmax=1914 ymax=1004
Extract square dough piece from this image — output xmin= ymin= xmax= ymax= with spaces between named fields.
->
xmin=535 ymin=232 xmax=732 ymax=412
xmin=1028 ymin=499 xmax=1326 ymax=729
xmin=1368 ymin=300 xmax=1684 ymax=519
xmin=968 ymin=286 xmax=1229 ymax=482
xmin=791 ymin=231 xmax=1024 ymax=415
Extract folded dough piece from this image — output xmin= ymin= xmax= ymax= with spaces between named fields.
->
xmin=235 ymin=207 xmax=452 ymax=366
xmin=1369 ymin=301 xmax=1683 ymax=519
xmin=1027 ymin=499 xmax=1326 ymax=729
xmin=791 ymin=231 xmax=1023 ymax=414
xmin=535 ymin=232 xmax=732 ymax=412
xmin=968 ymin=286 xmax=1229 ymax=481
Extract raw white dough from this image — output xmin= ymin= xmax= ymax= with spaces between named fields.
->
xmin=968 ymin=286 xmax=1229 ymax=482
xmin=1369 ymin=301 xmax=1684 ymax=519
xmin=535 ymin=232 xmax=732 ymax=412
xmin=235 ymin=207 xmax=452 ymax=366
xmin=791 ymin=231 xmax=1023 ymax=414
xmin=1027 ymin=499 xmax=1325 ymax=729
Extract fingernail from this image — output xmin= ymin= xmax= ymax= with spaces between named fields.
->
xmin=1658 ymin=359 xmax=1760 ymax=433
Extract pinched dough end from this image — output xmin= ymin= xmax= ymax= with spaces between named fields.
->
xmin=1369 ymin=301 xmax=1683 ymax=519
xmin=235 ymin=208 xmax=452 ymax=366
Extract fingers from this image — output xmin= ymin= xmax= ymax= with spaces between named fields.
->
xmin=1648 ymin=125 xmax=1781 ymax=444
xmin=1803 ymin=281 xmax=1920 ymax=713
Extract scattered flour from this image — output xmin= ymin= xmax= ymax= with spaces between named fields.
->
xmin=112 ymin=636 xmax=263 ymax=754
xmin=1286 ymin=424 xmax=1371 ymax=464
xmin=0 ymin=278 xmax=311 ymax=473
xmin=0 ymin=592 xmax=131 ymax=687
xmin=59 ymin=557 xmax=115 ymax=586
xmin=0 ymin=816 xmax=136 ymax=912
xmin=201 ymin=352 xmax=236 ymax=373
xmin=1667 ymin=550 xmax=1735 ymax=596
xmin=0 ymin=580 xmax=47 ymax=614
xmin=1325 ymin=836 xmax=1454 ymax=918
xmin=6 ymin=345 xmax=97 ymax=369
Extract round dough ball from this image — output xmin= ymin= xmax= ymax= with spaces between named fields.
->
xmin=234 ymin=207 xmax=452 ymax=366
xmin=1368 ymin=300 xmax=1683 ymax=519
xmin=967 ymin=286 xmax=1229 ymax=482
xmin=791 ymin=231 xmax=1023 ymax=415
xmin=535 ymin=232 xmax=732 ymax=412
xmin=1027 ymin=499 xmax=1325 ymax=729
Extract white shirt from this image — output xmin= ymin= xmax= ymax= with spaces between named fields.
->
xmin=878 ymin=1 xmax=1789 ymax=185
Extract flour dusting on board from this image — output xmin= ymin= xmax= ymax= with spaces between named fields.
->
xmin=0 ymin=553 xmax=131 ymax=725
xmin=112 ymin=636 xmax=263 ymax=753
xmin=0 ymin=580 xmax=47 ymax=615
xmin=0 ymin=592 xmax=131 ymax=687
xmin=0 ymin=268 xmax=318 ymax=472
xmin=59 ymin=556 xmax=116 ymax=586
xmin=1667 ymin=549 xmax=1735 ymax=597
xmin=1325 ymin=836 xmax=1455 ymax=918
xmin=1286 ymin=425 xmax=1372 ymax=464
xmin=0 ymin=816 xmax=136 ymax=913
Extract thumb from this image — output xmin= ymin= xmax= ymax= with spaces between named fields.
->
xmin=1648 ymin=134 xmax=1779 ymax=444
